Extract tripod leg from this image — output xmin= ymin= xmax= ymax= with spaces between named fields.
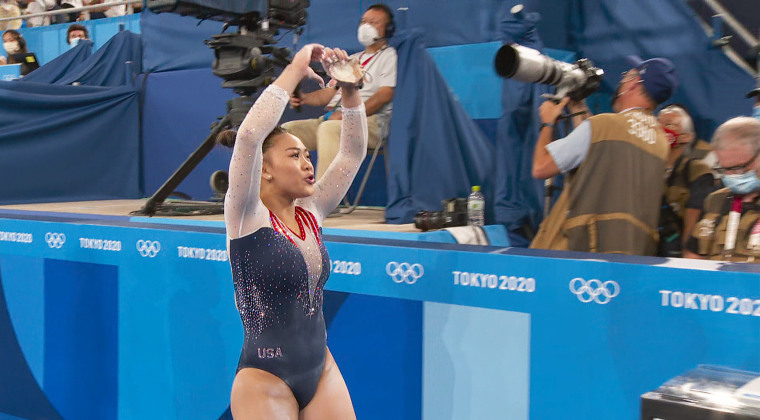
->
xmin=136 ymin=115 xmax=231 ymax=216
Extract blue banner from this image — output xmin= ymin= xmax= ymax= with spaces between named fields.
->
xmin=0 ymin=215 xmax=758 ymax=420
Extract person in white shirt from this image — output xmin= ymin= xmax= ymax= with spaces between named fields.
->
xmin=0 ymin=0 xmax=22 ymax=31
xmin=23 ymin=0 xmax=56 ymax=27
xmin=283 ymin=3 xmax=397 ymax=180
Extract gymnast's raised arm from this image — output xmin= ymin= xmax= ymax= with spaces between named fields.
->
xmin=298 ymin=67 xmax=369 ymax=222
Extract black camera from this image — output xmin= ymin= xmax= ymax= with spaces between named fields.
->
xmin=414 ymin=198 xmax=468 ymax=232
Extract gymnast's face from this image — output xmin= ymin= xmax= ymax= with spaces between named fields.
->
xmin=262 ymin=133 xmax=315 ymax=199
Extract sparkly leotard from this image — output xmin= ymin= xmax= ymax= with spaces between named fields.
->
xmin=225 ymin=84 xmax=368 ymax=409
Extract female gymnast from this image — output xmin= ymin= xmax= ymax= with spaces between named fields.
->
xmin=224 ymin=43 xmax=367 ymax=420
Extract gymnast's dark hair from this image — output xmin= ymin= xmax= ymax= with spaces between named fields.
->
xmin=215 ymin=126 xmax=290 ymax=153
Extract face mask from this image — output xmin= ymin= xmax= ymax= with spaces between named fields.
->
xmin=753 ymin=105 xmax=760 ymax=121
xmin=3 ymin=41 xmax=19 ymax=54
xmin=721 ymin=170 xmax=760 ymax=195
xmin=70 ymin=38 xmax=82 ymax=48
xmin=357 ymin=23 xmax=380 ymax=47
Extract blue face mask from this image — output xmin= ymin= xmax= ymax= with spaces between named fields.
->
xmin=753 ymin=105 xmax=760 ymax=121
xmin=70 ymin=38 xmax=82 ymax=48
xmin=721 ymin=170 xmax=760 ymax=195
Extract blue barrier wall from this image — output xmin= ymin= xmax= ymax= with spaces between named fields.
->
xmin=0 ymin=213 xmax=758 ymax=419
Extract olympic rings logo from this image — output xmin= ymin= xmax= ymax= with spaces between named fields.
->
xmin=386 ymin=262 xmax=424 ymax=284
xmin=569 ymin=278 xmax=620 ymax=304
xmin=136 ymin=240 xmax=161 ymax=258
xmin=45 ymin=232 xmax=66 ymax=249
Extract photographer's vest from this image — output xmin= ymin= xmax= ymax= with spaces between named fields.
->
xmin=691 ymin=188 xmax=760 ymax=262
xmin=531 ymin=109 xmax=668 ymax=255
xmin=689 ymin=139 xmax=713 ymax=161
xmin=665 ymin=155 xmax=713 ymax=220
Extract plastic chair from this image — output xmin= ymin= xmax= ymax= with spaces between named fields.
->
xmin=341 ymin=134 xmax=388 ymax=214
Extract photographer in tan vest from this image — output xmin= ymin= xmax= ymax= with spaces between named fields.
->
xmin=531 ymin=56 xmax=678 ymax=255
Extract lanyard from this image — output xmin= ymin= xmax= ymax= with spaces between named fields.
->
xmin=358 ymin=45 xmax=387 ymax=73
xmin=360 ymin=54 xmax=374 ymax=67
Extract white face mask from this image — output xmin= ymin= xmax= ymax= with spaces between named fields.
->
xmin=70 ymin=37 xmax=82 ymax=48
xmin=357 ymin=23 xmax=380 ymax=47
xmin=3 ymin=41 xmax=19 ymax=54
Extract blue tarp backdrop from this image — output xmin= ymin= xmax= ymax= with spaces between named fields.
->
xmin=385 ymin=29 xmax=496 ymax=223
xmin=22 ymin=31 xmax=141 ymax=87
xmin=0 ymin=82 xmax=140 ymax=204
xmin=21 ymin=39 xmax=93 ymax=84
xmin=140 ymin=8 xmax=225 ymax=73
xmin=494 ymin=10 xmax=553 ymax=240
xmin=0 ymin=30 xmax=141 ymax=205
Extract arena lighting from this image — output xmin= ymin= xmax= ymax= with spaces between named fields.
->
xmin=135 ymin=0 xmax=309 ymax=216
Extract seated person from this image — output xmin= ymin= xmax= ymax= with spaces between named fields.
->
xmin=657 ymin=105 xmax=717 ymax=257
xmin=283 ymin=3 xmax=397 ymax=180
xmin=0 ymin=0 xmax=23 ymax=31
xmin=66 ymin=23 xmax=89 ymax=47
xmin=1 ymin=29 xmax=37 ymax=74
xmin=60 ymin=0 xmax=84 ymax=23
xmin=0 ymin=29 xmax=26 ymax=65
xmin=685 ymin=117 xmax=760 ymax=262
xmin=23 ymin=0 xmax=56 ymax=27
xmin=84 ymin=0 xmax=126 ymax=20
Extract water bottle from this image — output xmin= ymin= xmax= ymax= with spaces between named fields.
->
xmin=467 ymin=186 xmax=485 ymax=227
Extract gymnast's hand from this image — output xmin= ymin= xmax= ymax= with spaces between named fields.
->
xmin=290 ymin=43 xmax=328 ymax=88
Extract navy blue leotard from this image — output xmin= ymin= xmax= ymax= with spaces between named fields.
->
xmin=230 ymin=223 xmax=329 ymax=409
xmin=223 ymin=84 xmax=368 ymax=410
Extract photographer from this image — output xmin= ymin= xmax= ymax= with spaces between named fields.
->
xmin=657 ymin=105 xmax=716 ymax=257
xmin=530 ymin=56 xmax=678 ymax=255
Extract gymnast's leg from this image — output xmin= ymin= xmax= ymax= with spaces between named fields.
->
xmin=231 ymin=367 xmax=299 ymax=420
xmin=300 ymin=347 xmax=356 ymax=420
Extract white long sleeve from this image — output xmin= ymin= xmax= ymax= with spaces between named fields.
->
xmin=224 ymin=84 xmax=290 ymax=239
xmin=297 ymin=103 xmax=368 ymax=222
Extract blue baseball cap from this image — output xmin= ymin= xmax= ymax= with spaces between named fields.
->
xmin=625 ymin=55 xmax=679 ymax=104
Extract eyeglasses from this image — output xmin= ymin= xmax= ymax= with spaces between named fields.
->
xmin=713 ymin=150 xmax=760 ymax=175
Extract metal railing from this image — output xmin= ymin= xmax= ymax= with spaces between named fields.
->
xmin=0 ymin=0 xmax=141 ymax=23
xmin=702 ymin=0 xmax=757 ymax=48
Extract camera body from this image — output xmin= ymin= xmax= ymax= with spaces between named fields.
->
xmin=414 ymin=198 xmax=468 ymax=232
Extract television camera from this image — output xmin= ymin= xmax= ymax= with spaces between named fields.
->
xmin=136 ymin=0 xmax=309 ymax=216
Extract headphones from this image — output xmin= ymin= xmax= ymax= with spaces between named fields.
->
xmin=368 ymin=4 xmax=395 ymax=39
